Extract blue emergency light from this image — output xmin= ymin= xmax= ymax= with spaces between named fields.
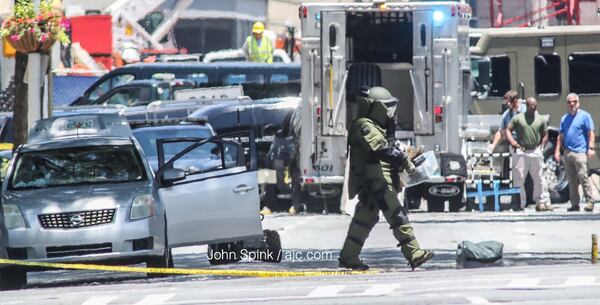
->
xmin=433 ymin=11 xmax=445 ymax=26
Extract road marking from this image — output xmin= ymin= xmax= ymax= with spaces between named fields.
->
xmin=515 ymin=227 xmax=528 ymax=233
xmin=307 ymin=285 xmax=345 ymax=298
xmin=563 ymin=276 xmax=596 ymax=287
xmin=515 ymin=242 xmax=531 ymax=250
xmin=362 ymin=284 xmax=400 ymax=296
xmin=82 ymin=296 xmax=118 ymax=305
xmin=465 ymin=296 xmax=490 ymax=304
xmin=134 ymin=294 xmax=175 ymax=305
xmin=507 ymin=278 xmax=540 ymax=288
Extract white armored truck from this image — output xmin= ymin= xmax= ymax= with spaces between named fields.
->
xmin=298 ymin=1 xmax=472 ymax=212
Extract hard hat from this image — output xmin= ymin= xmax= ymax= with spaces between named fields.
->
xmin=252 ymin=21 xmax=265 ymax=34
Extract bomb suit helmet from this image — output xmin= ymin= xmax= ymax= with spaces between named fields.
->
xmin=356 ymin=86 xmax=398 ymax=128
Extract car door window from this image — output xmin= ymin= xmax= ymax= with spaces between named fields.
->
xmin=157 ymin=86 xmax=171 ymax=100
xmin=163 ymin=139 xmax=245 ymax=175
xmin=89 ymin=74 xmax=135 ymax=102
xmin=88 ymin=78 xmax=111 ymax=102
xmin=268 ymin=72 xmax=301 ymax=97
xmin=105 ymin=88 xmax=141 ymax=106
xmin=223 ymin=73 xmax=266 ymax=99
xmin=112 ymin=74 xmax=135 ymax=87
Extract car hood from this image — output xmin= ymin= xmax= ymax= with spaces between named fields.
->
xmin=3 ymin=182 xmax=152 ymax=215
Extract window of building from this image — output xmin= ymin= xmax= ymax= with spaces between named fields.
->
xmin=569 ymin=53 xmax=600 ymax=94
xmin=534 ymin=54 xmax=561 ymax=96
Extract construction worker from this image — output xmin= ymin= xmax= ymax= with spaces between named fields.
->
xmin=242 ymin=21 xmax=273 ymax=63
xmin=339 ymin=87 xmax=434 ymax=271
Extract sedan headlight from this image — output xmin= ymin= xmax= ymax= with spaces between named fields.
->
xmin=3 ymin=204 xmax=26 ymax=229
xmin=130 ymin=194 xmax=155 ymax=220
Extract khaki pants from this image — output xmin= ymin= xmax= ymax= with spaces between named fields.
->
xmin=512 ymin=148 xmax=550 ymax=208
xmin=563 ymin=149 xmax=600 ymax=206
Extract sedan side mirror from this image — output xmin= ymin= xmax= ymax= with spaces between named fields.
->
xmin=161 ymin=168 xmax=186 ymax=185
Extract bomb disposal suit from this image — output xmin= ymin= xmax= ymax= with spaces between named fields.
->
xmin=339 ymin=87 xmax=433 ymax=271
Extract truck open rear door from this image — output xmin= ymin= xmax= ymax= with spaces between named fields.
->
xmin=320 ymin=10 xmax=347 ymax=136
xmin=411 ymin=11 xmax=434 ymax=136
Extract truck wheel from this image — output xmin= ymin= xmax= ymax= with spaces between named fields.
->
xmin=449 ymin=198 xmax=464 ymax=212
xmin=261 ymin=230 xmax=282 ymax=263
xmin=404 ymin=194 xmax=421 ymax=210
xmin=0 ymin=268 xmax=26 ymax=290
xmin=264 ymin=184 xmax=291 ymax=212
xmin=427 ymin=199 xmax=445 ymax=212
xmin=305 ymin=189 xmax=342 ymax=214
xmin=465 ymin=198 xmax=477 ymax=211
xmin=208 ymin=242 xmax=241 ymax=265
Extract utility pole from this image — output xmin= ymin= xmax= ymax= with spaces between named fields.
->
xmin=13 ymin=0 xmax=29 ymax=150
xmin=13 ymin=0 xmax=46 ymax=150
xmin=27 ymin=0 xmax=43 ymax=133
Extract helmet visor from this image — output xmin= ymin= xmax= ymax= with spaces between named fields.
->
xmin=382 ymin=98 xmax=399 ymax=118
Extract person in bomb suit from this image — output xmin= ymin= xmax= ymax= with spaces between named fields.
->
xmin=338 ymin=87 xmax=434 ymax=271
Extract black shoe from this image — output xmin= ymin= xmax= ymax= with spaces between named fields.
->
xmin=511 ymin=206 xmax=524 ymax=212
xmin=338 ymin=258 xmax=369 ymax=271
xmin=567 ymin=205 xmax=580 ymax=212
xmin=409 ymin=250 xmax=434 ymax=270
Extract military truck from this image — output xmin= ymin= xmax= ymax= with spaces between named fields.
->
xmin=297 ymin=1 xmax=472 ymax=212
xmin=470 ymin=25 xmax=600 ymax=203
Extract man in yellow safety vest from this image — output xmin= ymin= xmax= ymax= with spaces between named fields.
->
xmin=242 ymin=21 xmax=273 ymax=63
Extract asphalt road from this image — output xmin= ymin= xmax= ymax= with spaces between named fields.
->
xmin=6 ymin=264 xmax=600 ymax=305
xmin=3 ymin=203 xmax=599 ymax=304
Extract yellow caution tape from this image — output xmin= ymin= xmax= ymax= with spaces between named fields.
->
xmin=0 ymin=258 xmax=378 ymax=277
xmin=0 ymin=143 xmax=13 ymax=151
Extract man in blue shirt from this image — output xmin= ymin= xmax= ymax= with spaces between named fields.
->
xmin=489 ymin=90 xmax=527 ymax=152
xmin=554 ymin=93 xmax=599 ymax=212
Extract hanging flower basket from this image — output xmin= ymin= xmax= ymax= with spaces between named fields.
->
xmin=7 ymin=31 xmax=40 ymax=53
xmin=1 ymin=0 xmax=69 ymax=54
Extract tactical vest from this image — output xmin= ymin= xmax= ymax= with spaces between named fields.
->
xmin=246 ymin=36 xmax=273 ymax=63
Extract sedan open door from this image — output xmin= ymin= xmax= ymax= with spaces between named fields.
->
xmin=155 ymin=130 xmax=263 ymax=247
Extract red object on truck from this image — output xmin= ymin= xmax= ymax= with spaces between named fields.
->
xmin=70 ymin=15 xmax=113 ymax=55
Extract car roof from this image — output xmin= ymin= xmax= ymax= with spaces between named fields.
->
xmin=203 ymin=49 xmax=293 ymax=63
xmin=115 ymin=79 xmax=171 ymax=87
xmin=131 ymin=122 xmax=214 ymax=134
xmin=188 ymin=97 xmax=300 ymax=134
xmin=116 ymin=62 xmax=300 ymax=72
xmin=190 ymin=97 xmax=299 ymax=114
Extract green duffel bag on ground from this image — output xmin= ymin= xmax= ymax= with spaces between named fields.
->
xmin=456 ymin=240 xmax=504 ymax=268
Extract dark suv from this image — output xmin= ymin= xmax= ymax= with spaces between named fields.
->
xmin=71 ymin=62 xmax=300 ymax=105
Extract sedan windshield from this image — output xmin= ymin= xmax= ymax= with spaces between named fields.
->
xmin=133 ymin=127 xmax=213 ymax=158
xmin=10 ymin=145 xmax=147 ymax=190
